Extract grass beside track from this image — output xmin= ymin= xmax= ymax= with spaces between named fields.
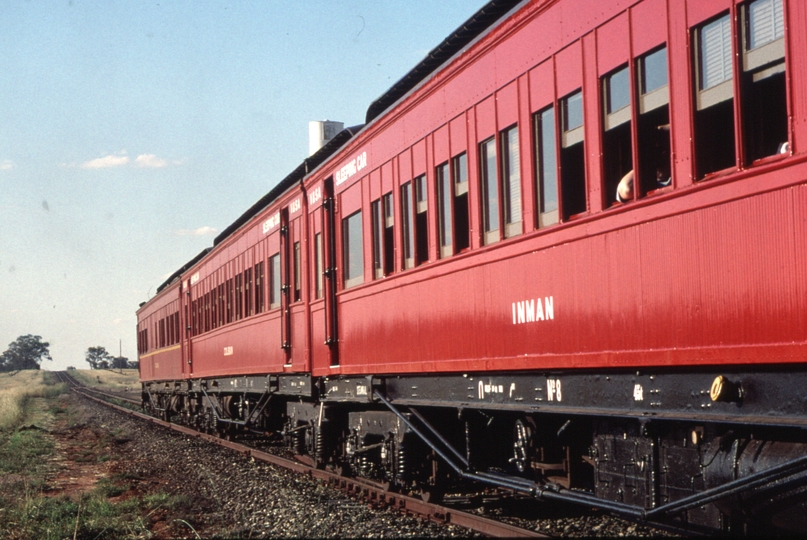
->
xmin=68 ymin=368 xmax=140 ymax=391
xmin=0 ymin=370 xmax=189 ymax=540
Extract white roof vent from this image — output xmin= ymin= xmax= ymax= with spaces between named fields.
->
xmin=309 ymin=120 xmax=344 ymax=156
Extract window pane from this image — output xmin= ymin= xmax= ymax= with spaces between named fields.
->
xmin=701 ymin=15 xmax=733 ymax=90
xmin=437 ymin=163 xmax=452 ymax=252
xmin=401 ymin=182 xmax=414 ymax=264
xmin=343 ymin=210 xmax=364 ymax=287
xmin=564 ymin=91 xmax=583 ymax=131
xmin=502 ymin=126 xmax=522 ymax=227
xmin=749 ymin=0 xmax=784 ymax=50
xmin=481 ymin=138 xmax=499 ymax=234
xmin=270 ymin=254 xmax=280 ymax=307
xmin=372 ymin=199 xmax=383 ymax=277
xmin=537 ymin=107 xmax=558 ymax=215
xmin=314 ymin=234 xmax=323 ymax=299
xmin=293 ymin=242 xmax=301 ymax=302
xmin=642 ymin=47 xmax=668 ymax=94
xmin=607 ymin=67 xmax=631 ymax=113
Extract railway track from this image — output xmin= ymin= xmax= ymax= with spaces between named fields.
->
xmin=55 ymin=371 xmax=552 ymax=538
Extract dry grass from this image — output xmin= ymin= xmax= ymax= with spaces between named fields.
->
xmin=69 ymin=369 xmax=140 ymax=391
xmin=0 ymin=371 xmax=65 ymax=430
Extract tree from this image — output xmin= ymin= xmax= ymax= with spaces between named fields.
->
xmin=85 ymin=346 xmax=113 ymax=370
xmin=127 ymin=359 xmax=139 ymax=370
xmin=111 ymin=355 xmax=129 ymax=369
xmin=0 ymin=335 xmax=52 ymax=371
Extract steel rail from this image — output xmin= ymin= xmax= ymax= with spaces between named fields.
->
xmin=66 ymin=380 xmax=547 ymax=538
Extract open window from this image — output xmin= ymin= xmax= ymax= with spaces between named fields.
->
xmin=342 ymin=210 xmax=364 ymax=289
xmin=741 ymin=0 xmax=788 ymax=162
xmin=694 ymin=14 xmax=736 ymax=176
xmin=401 ymin=182 xmax=415 ymax=269
xmin=637 ymin=46 xmax=672 ymax=197
xmin=602 ymin=66 xmax=633 ymax=205
xmin=372 ymin=194 xmax=395 ymax=277
xmin=415 ymin=175 xmax=428 ymax=265
xmin=560 ymin=91 xmax=586 ymax=217
xmin=452 ymin=153 xmax=470 ymax=251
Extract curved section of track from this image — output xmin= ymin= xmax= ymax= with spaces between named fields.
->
xmin=56 ymin=371 xmax=546 ymax=538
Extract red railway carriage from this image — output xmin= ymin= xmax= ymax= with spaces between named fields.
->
xmin=139 ymin=0 xmax=807 ymax=533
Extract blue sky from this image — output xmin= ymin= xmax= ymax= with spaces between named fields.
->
xmin=0 ymin=1 xmax=487 ymax=370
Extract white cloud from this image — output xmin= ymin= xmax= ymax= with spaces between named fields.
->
xmin=0 ymin=159 xmax=14 ymax=170
xmin=175 ymin=226 xmax=218 ymax=237
xmin=135 ymin=154 xmax=168 ymax=168
xmin=80 ymin=153 xmax=130 ymax=169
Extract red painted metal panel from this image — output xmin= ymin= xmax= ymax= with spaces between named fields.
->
xmin=369 ymin=168 xmax=381 ymax=202
xmin=412 ymin=139 xmax=427 ymax=177
xmin=475 ymin=96 xmax=496 ymax=142
xmin=631 ymin=0 xmax=668 ymax=56
xmin=788 ymin=0 xmax=807 ymax=155
xmin=667 ymin=0 xmax=694 ymax=187
xmin=496 ymin=81 xmax=519 ymax=129
xmin=597 ymin=12 xmax=630 ymax=75
xmin=433 ymin=125 xmax=449 ymax=167
xmin=381 ymin=160 xmax=393 ymax=194
xmin=335 ymin=169 xmax=807 ymax=375
xmin=449 ymin=114 xmax=468 ymax=156
xmin=529 ymin=58 xmax=555 ymax=112
xmin=686 ymin=0 xmax=730 ymax=27
xmin=555 ymin=41 xmax=583 ymax=98
xmin=583 ymin=33 xmax=603 ymax=213
xmin=398 ymin=148 xmax=412 ymax=184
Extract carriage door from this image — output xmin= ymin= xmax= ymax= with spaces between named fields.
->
xmin=182 ymin=275 xmax=194 ymax=377
xmin=322 ymin=176 xmax=339 ymax=366
xmin=279 ymin=208 xmax=292 ymax=364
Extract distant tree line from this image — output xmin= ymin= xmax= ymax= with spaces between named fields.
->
xmin=0 ymin=335 xmax=52 ymax=371
xmin=85 ymin=346 xmax=138 ymax=370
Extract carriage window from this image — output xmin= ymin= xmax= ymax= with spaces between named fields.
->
xmin=383 ymin=193 xmax=394 ymax=274
xmin=437 ymin=163 xmax=452 ymax=257
xmin=480 ymin=137 xmax=499 ymax=244
xmin=534 ymin=106 xmax=559 ymax=226
xmin=637 ymin=47 xmax=672 ymax=198
xmin=244 ymin=267 xmax=253 ymax=316
xmin=293 ymin=242 xmax=301 ymax=302
xmin=372 ymin=199 xmax=384 ymax=277
xmin=694 ymin=14 xmax=736 ymax=176
xmin=269 ymin=254 xmax=281 ymax=309
xmin=226 ymin=277 xmax=234 ymax=322
xmin=217 ymin=283 xmax=225 ymax=325
xmin=742 ymin=0 xmax=787 ymax=162
xmin=501 ymin=125 xmax=522 ymax=238
xmin=234 ymin=273 xmax=242 ymax=321
xmin=254 ymin=262 xmax=264 ymax=313
xmin=561 ymin=90 xmax=586 ymax=217
xmin=452 ymin=153 xmax=470 ymax=252
xmin=314 ymin=233 xmax=323 ymax=299
xmin=343 ymin=210 xmax=364 ymax=288
xmin=211 ymin=285 xmax=218 ymax=329
xmin=415 ymin=175 xmax=428 ymax=265
xmin=401 ymin=182 xmax=415 ymax=269
xmin=603 ymin=66 xmax=633 ymax=206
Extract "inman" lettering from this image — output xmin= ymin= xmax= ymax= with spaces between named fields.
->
xmin=511 ymin=296 xmax=554 ymax=325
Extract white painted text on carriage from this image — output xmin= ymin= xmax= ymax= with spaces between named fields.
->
xmin=223 ymin=346 xmax=233 ymax=356
xmin=262 ymin=211 xmax=281 ymax=234
xmin=335 ymin=151 xmax=367 ymax=186
xmin=289 ymin=198 xmax=301 ymax=214
xmin=190 ymin=272 xmax=200 ymax=285
xmin=309 ymin=186 xmax=322 ymax=206
xmin=511 ymin=296 xmax=554 ymax=324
